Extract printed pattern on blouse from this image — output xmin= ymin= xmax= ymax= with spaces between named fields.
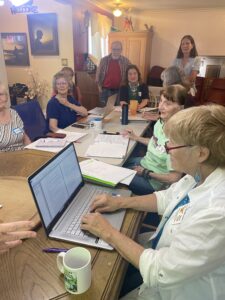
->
xmin=0 ymin=109 xmax=25 ymax=152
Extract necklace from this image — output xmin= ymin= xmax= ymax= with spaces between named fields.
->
xmin=129 ymin=83 xmax=139 ymax=93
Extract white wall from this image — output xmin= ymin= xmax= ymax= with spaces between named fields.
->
xmin=0 ymin=0 xmax=74 ymax=108
xmin=115 ymin=8 xmax=225 ymax=69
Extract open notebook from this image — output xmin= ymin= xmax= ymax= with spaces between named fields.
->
xmin=85 ymin=134 xmax=129 ymax=158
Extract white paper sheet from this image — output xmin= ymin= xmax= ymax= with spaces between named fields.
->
xmin=25 ymin=130 xmax=88 ymax=153
xmin=57 ymin=130 xmax=87 ymax=142
xmin=85 ymin=134 xmax=129 ymax=158
xmin=80 ymin=159 xmax=136 ymax=186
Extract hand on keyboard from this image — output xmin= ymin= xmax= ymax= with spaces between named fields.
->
xmin=80 ymin=212 xmax=114 ymax=242
xmin=89 ymin=193 xmax=120 ymax=213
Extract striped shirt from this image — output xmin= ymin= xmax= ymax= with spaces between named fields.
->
xmin=0 ymin=109 xmax=25 ymax=152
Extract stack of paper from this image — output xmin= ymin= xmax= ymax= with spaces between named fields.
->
xmin=25 ymin=130 xmax=87 ymax=153
xmin=85 ymin=134 xmax=129 ymax=158
xmin=80 ymin=159 xmax=136 ymax=187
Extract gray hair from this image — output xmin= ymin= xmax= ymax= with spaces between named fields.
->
xmin=164 ymin=104 xmax=225 ymax=168
xmin=161 ymin=66 xmax=190 ymax=89
xmin=52 ymin=72 xmax=72 ymax=94
xmin=111 ymin=41 xmax=122 ymax=50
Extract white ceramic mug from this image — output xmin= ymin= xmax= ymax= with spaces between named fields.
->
xmin=57 ymin=247 xmax=91 ymax=294
xmin=90 ymin=117 xmax=103 ymax=131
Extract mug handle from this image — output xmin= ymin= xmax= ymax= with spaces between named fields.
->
xmin=57 ymin=252 xmax=66 ymax=273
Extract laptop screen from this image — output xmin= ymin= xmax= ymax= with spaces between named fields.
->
xmin=29 ymin=143 xmax=83 ymax=230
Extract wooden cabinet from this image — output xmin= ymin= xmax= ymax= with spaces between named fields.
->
xmin=108 ymin=31 xmax=153 ymax=82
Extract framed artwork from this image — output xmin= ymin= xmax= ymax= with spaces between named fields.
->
xmin=27 ymin=13 xmax=59 ymax=55
xmin=1 ymin=32 xmax=30 ymax=66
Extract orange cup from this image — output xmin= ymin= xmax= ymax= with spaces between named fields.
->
xmin=129 ymin=100 xmax=138 ymax=116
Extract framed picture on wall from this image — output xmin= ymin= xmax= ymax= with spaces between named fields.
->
xmin=1 ymin=32 xmax=30 ymax=66
xmin=27 ymin=13 xmax=59 ymax=55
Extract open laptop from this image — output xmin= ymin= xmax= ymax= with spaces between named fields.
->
xmin=28 ymin=143 xmax=131 ymax=250
xmin=88 ymin=94 xmax=117 ymax=118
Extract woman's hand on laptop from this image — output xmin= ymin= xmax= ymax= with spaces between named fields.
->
xmin=81 ymin=212 xmax=114 ymax=241
xmin=89 ymin=194 xmax=120 ymax=213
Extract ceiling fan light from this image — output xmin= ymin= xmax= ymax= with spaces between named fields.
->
xmin=9 ymin=0 xmax=30 ymax=6
xmin=113 ymin=8 xmax=122 ymax=17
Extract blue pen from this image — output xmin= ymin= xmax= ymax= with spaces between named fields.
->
xmin=42 ymin=247 xmax=69 ymax=253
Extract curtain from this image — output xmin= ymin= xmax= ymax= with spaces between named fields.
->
xmin=88 ymin=12 xmax=112 ymax=63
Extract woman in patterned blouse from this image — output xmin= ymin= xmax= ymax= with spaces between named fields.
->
xmin=0 ymin=83 xmax=30 ymax=152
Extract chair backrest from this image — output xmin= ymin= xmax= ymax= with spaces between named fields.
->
xmin=147 ymin=66 xmax=165 ymax=87
xmin=13 ymin=99 xmax=48 ymax=141
xmin=205 ymin=78 xmax=225 ymax=106
xmin=148 ymin=86 xmax=161 ymax=108
xmin=194 ymin=76 xmax=205 ymax=105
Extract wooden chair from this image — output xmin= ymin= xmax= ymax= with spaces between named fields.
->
xmin=147 ymin=65 xmax=165 ymax=87
xmin=204 ymin=78 xmax=225 ymax=106
xmin=194 ymin=76 xmax=204 ymax=105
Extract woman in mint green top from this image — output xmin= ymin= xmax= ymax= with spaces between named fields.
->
xmin=123 ymin=84 xmax=187 ymax=195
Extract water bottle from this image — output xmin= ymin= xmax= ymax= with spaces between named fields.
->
xmin=121 ymin=104 xmax=128 ymax=125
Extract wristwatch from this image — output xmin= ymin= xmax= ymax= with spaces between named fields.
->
xmin=142 ymin=168 xmax=153 ymax=179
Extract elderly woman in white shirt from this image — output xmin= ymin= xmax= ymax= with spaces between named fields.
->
xmin=81 ymin=104 xmax=225 ymax=300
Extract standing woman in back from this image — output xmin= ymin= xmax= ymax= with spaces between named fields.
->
xmin=172 ymin=35 xmax=201 ymax=94
xmin=0 ymin=83 xmax=30 ymax=152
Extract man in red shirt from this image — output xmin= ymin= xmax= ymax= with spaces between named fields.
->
xmin=96 ymin=41 xmax=131 ymax=106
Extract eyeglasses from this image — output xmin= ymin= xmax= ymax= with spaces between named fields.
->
xmin=56 ymin=82 xmax=68 ymax=86
xmin=164 ymin=143 xmax=193 ymax=154
xmin=112 ymin=48 xmax=122 ymax=51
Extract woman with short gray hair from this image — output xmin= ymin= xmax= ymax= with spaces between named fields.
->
xmin=47 ymin=72 xmax=88 ymax=132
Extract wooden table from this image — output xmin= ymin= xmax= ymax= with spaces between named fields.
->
xmin=0 ymin=150 xmax=143 ymax=300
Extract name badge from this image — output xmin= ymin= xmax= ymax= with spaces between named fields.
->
xmin=13 ymin=127 xmax=23 ymax=134
xmin=156 ymin=144 xmax=166 ymax=154
xmin=171 ymin=204 xmax=189 ymax=225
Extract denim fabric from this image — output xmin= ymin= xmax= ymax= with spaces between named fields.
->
xmin=129 ymin=174 xmax=155 ymax=195
xmin=123 ymin=157 xmax=155 ymax=195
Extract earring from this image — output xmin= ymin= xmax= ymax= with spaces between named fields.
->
xmin=194 ymin=168 xmax=201 ymax=184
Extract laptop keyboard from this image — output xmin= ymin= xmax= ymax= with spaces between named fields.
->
xmin=65 ymin=188 xmax=109 ymax=237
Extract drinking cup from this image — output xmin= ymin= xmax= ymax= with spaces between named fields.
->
xmin=57 ymin=247 xmax=91 ymax=294
xmin=90 ymin=117 xmax=103 ymax=131
xmin=129 ymin=100 xmax=138 ymax=115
